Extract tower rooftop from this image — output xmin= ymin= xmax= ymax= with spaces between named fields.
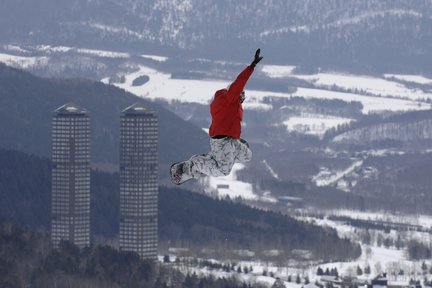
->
xmin=122 ymin=103 xmax=156 ymax=116
xmin=54 ymin=103 xmax=88 ymax=115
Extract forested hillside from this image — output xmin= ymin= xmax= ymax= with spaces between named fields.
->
xmin=0 ymin=63 xmax=208 ymax=180
xmin=0 ymin=220 xmax=252 ymax=288
xmin=0 ymin=147 xmax=361 ymax=262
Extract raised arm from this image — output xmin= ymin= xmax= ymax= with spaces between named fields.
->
xmin=226 ymin=49 xmax=263 ymax=103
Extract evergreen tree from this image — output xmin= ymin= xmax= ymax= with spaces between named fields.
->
xmin=421 ymin=261 xmax=428 ymax=274
xmin=272 ymin=278 xmax=287 ymax=288
xmin=364 ymin=265 xmax=371 ymax=275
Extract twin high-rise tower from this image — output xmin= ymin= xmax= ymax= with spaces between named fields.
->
xmin=51 ymin=102 xmax=158 ymax=259
xmin=119 ymin=103 xmax=158 ymax=259
xmin=51 ymin=103 xmax=91 ymax=249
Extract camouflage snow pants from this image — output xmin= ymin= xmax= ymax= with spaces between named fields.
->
xmin=186 ymin=137 xmax=252 ymax=178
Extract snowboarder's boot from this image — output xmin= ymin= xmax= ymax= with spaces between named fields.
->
xmin=170 ymin=161 xmax=193 ymax=185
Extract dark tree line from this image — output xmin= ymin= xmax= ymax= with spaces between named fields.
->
xmin=0 ymin=219 xmax=256 ymax=288
xmin=407 ymin=240 xmax=432 ymax=260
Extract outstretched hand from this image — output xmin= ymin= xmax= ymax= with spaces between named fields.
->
xmin=251 ymin=48 xmax=263 ymax=67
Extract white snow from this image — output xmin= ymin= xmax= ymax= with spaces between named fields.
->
xmin=199 ymin=163 xmax=277 ymax=203
xmin=85 ymin=22 xmax=153 ymax=41
xmin=283 ymin=114 xmax=353 ymax=138
xmin=259 ymin=25 xmax=311 ymax=37
xmin=313 ymin=160 xmax=363 ymax=188
xmin=261 ymin=65 xmax=296 ymax=78
xmin=262 ymin=160 xmax=279 ymax=180
xmin=35 ymin=45 xmax=73 ymax=53
xmin=384 ymin=74 xmax=432 ymax=85
xmin=203 ymin=163 xmax=257 ymax=201
xmin=3 ymin=45 xmax=29 ymax=53
xmin=104 ymin=65 xmax=225 ymax=104
xmin=292 ymin=87 xmax=429 ymax=114
xmin=34 ymin=44 xmax=129 ymax=58
xmin=76 ymin=48 xmax=130 ymax=58
xmin=0 ymin=53 xmax=49 ymax=68
xmin=292 ymin=72 xmax=432 ymax=101
xmin=327 ymin=9 xmax=422 ymax=29
xmin=260 ymin=9 xmax=422 ymax=37
xmin=140 ymin=54 xmax=168 ymax=62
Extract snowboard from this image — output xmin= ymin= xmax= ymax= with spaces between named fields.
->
xmin=170 ymin=161 xmax=193 ymax=185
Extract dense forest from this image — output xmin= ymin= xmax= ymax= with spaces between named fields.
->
xmin=0 ymin=147 xmax=361 ymax=262
xmin=0 ymin=219 xmax=259 ymax=288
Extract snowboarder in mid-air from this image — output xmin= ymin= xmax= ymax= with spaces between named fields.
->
xmin=170 ymin=49 xmax=263 ymax=185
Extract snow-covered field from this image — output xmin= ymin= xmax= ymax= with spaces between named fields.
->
xmin=283 ymin=114 xmax=354 ymax=138
xmin=262 ymin=64 xmax=432 ymax=101
xmin=291 ymin=87 xmax=430 ymax=114
xmin=105 ymin=64 xmax=431 ymax=115
xmin=292 ymin=72 xmax=432 ymax=101
xmin=384 ymin=74 xmax=432 ymax=85
xmin=198 ymin=163 xmax=277 ymax=203
xmin=0 ymin=52 xmax=48 ymax=68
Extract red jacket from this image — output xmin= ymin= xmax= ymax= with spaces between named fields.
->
xmin=209 ymin=65 xmax=254 ymax=139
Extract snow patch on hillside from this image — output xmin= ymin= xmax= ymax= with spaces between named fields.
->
xmin=35 ymin=45 xmax=73 ymax=53
xmin=200 ymin=163 xmax=277 ymax=203
xmin=85 ymin=22 xmax=154 ymax=41
xmin=292 ymin=72 xmax=432 ymax=101
xmin=0 ymin=53 xmax=48 ymax=68
xmin=313 ymin=160 xmax=364 ymax=189
xmin=262 ymin=160 xmax=279 ymax=180
xmin=261 ymin=65 xmax=296 ymax=78
xmin=3 ymin=45 xmax=29 ymax=53
xmin=76 ymin=48 xmax=130 ymax=58
xmin=284 ymin=114 xmax=353 ymax=138
xmin=384 ymin=74 xmax=432 ymax=85
xmin=140 ymin=54 xmax=168 ymax=62
xmin=292 ymin=87 xmax=429 ymax=114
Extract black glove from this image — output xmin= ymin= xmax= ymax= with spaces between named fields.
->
xmin=251 ymin=48 xmax=263 ymax=67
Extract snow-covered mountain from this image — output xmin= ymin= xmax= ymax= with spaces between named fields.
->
xmin=1 ymin=0 xmax=432 ymax=72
